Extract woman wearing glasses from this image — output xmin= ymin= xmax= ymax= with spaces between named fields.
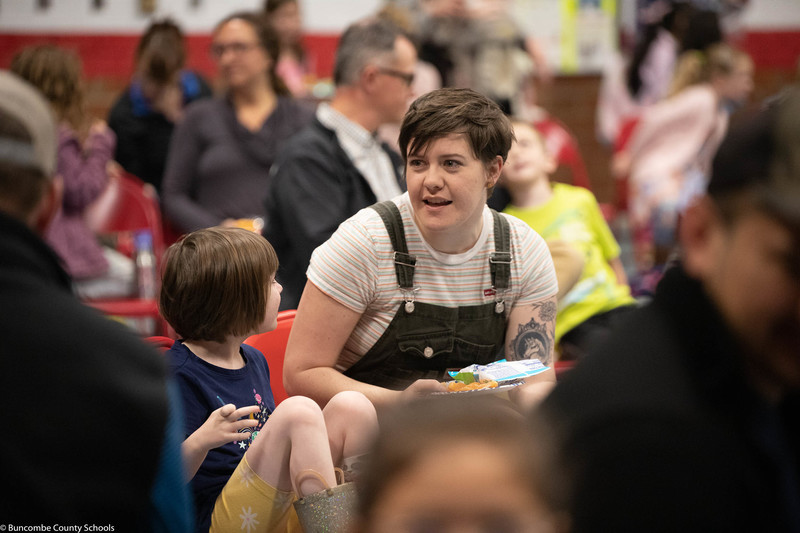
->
xmin=162 ymin=11 xmax=313 ymax=234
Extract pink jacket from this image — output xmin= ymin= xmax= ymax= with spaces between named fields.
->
xmin=627 ymin=84 xmax=727 ymax=225
xmin=46 ymin=124 xmax=115 ymax=280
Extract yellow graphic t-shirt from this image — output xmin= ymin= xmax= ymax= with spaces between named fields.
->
xmin=504 ymin=183 xmax=635 ymax=342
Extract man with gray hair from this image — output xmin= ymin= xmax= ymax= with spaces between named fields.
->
xmin=0 ymin=71 xmax=191 ymax=530
xmin=264 ymin=18 xmax=417 ymax=309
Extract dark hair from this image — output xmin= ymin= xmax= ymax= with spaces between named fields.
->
xmin=135 ymin=18 xmax=186 ymax=85
xmin=333 ymin=18 xmax=407 ymax=87
xmin=159 ymin=227 xmax=279 ymax=343
xmin=264 ymin=0 xmax=295 ymax=13
xmin=679 ymin=9 xmax=722 ymax=55
xmin=626 ymin=2 xmax=696 ymax=99
xmin=356 ymin=395 xmax=571 ymax=528
xmin=263 ymin=0 xmax=305 ymax=61
xmin=215 ymin=10 xmax=290 ymax=96
xmin=709 ymin=96 xmax=800 ymax=235
xmin=0 ymin=109 xmax=48 ymax=218
xmin=399 ymin=87 xmax=513 ymax=166
xmin=11 ymin=45 xmax=87 ymax=132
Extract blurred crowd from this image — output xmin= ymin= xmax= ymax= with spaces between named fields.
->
xmin=2 ymin=0 xmax=799 ymax=531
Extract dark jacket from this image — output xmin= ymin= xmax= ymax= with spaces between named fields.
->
xmin=541 ymin=265 xmax=800 ymax=532
xmin=0 ymin=211 xmax=175 ymax=528
xmin=108 ymin=70 xmax=212 ymax=191
xmin=264 ymin=118 xmax=405 ymax=310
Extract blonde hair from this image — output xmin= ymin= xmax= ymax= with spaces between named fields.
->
xmin=667 ymin=43 xmax=750 ymax=98
xmin=11 ymin=45 xmax=87 ymax=134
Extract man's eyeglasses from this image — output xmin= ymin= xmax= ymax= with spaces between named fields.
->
xmin=376 ymin=67 xmax=415 ymax=87
xmin=210 ymin=42 xmax=260 ymax=59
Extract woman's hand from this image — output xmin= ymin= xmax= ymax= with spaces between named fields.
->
xmin=106 ymin=160 xmax=124 ymax=181
xmin=151 ymin=83 xmax=184 ymax=123
xmin=401 ymin=379 xmax=447 ymax=402
xmin=88 ymin=119 xmax=110 ymax=137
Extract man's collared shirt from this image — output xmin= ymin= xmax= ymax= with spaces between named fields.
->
xmin=317 ymin=103 xmax=402 ymax=202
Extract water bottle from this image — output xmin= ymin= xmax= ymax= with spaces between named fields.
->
xmin=134 ymin=230 xmax=157 ymax=299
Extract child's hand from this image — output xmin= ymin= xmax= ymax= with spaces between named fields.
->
xmin=84 ymin=119 xmax=114 ymax=153
xmin=195 ymin=404 xmax=260 ymax=451
xmin=181 ymin=403 xmax=261 ymax=481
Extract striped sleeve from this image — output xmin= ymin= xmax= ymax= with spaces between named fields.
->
xmin=307 ymin=213 xmax=382 ymax=313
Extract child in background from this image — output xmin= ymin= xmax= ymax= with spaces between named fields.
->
xmin=353 ymin=394 xmax=571 ymax=533
xmin=160 ymin=227 xmax=377 ymax=533
xmin=624 ymin=44 xmax=753 ymax=276
xmin=11 ymin=45 xmax=135 ymax=299
xmin=502 ymin=120 xmax=637 ymax=360
xmin=264 ymin=0 xmax=312 ymax=98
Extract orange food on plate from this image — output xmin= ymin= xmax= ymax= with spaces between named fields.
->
xmin=446 ymin=380 xmax=499 ymax=392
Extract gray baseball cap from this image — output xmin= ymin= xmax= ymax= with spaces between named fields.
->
xmin=0 ymin=70 xmax=57 ymax=177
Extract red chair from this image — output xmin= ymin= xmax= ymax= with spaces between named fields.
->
xmin=146 ymin=335 xmax=175 ymax=352
xmin=612 ymin=116 xmax=641 ymax=213
xmin=244 ymin=310 xmax=297 ymax=405
xmin=554 ymin=360 xmax=576 ymax=380
xmin=83 ymin=172 xmax=169 ymax=335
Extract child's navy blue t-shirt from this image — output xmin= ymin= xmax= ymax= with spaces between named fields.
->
xmin=167 ymin=340 xmax=276 ymax=532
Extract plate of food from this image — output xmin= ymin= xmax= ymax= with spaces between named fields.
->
xmin=432 ymin=379 xmax=526 ymax=396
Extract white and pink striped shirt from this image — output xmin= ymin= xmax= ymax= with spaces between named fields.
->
xmin=307 ymin=193 xmax=557 ymax=372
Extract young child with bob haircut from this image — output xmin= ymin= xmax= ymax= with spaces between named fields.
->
xmin=501 ymin=120 xmax=637 ymax=360
xmin=353 ymin=394 xmax=571 ymax=533
xmin=160 ymin=227 xmax=377 ymax=533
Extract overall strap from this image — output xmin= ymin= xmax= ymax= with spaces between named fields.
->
xmin=370 ymin=201 xmax=416 ymax=290
xmin=489 ymin=209 xmax=512 ymax=292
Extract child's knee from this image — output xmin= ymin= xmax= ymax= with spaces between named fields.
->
xmin=272 ymin=396 xmax=326 ymax=430
xmin=326 ymin=391 xmax=376 ymax=421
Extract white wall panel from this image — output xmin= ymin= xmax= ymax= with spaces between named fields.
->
xmin=0 ymin=0 xmax=380 ymax=33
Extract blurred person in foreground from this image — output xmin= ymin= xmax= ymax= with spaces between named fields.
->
xmin=540 ymin=89 xmax=800 ymax=532
xmin=354 ymin=395 xmax=571 ymax=533
xmin=264 ymin=17 xmax=414 ymax=310
xmin=0 ymin=70 xmax=191 ymax=530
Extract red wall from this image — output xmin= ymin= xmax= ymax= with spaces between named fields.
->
xmin=0 ymin=33 xmax=341 ymax=81
xmin=741 ymin=30 xmax=800 ymax=69
xmin=2 ymin=30 xmax=798 ymax=82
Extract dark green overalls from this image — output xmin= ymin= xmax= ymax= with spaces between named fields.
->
xmin=343 ymin=201 xmax=512 ymax=390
